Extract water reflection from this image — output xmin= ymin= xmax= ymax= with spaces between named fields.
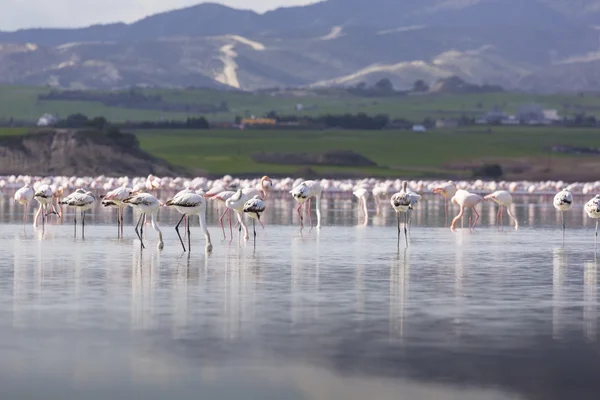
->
xmin=1 ymin=194 xmax=600 ymax=400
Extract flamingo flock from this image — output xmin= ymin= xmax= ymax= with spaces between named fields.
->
xmin=5 ymin=174 xmax=600 ymax=251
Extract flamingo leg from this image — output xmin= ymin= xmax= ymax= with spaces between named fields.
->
xmin=219 ymin=208 xmax=228 ymax=240
xmin=501 ymin=206 xmax=505 ymax=231
xmin=252 ymin=218 xmax=256 ymax=250
xmin=471 ymin=207 xmax=480 ymax=232
xmin=444 ymin=198 xmax=448 ymax=227
xmin=175 ymin=214 xmax=186 ymax=252
xmin=496 ymin=206 xmax=501 ymax=230
xmin=296 ymin=202 xmax=304 ymax=229
xmin=561 ymin=211 xmax=565 ymax=242
xmin=307 ymin=198 xmax=313 ymax=229
xmin=117 ymin=208 xmax=121 ymax=238
xmin=74 ymin=208 xmax=77 ymax=237
xmin=188 ymin=215 xmax=192 ymax=252
xmin=140 ymin=213 xmax=146 ymax=248
xmin=397 ymin=212 xmax=401 ymax=248
xmin=451 ymin=206 xmax=465 ymax=231
xmin=596 ymin=220 xmax=598 ymax=247
xmin=134 ymin=213 xmax=144 ymax=248
xmin=404 ymin=212 xmax=408 ymax=247
xmin=228 ymin=209 xmax=233 ymax=241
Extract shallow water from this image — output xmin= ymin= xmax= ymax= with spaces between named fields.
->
xmin=0 ymin=194 xmax=599 ymax=400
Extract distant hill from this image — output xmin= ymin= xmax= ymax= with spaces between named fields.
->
xmin=0 ymin=0 xmax=599 ymax=91
xmin=0 ymin=128 xmax=191 ymax=176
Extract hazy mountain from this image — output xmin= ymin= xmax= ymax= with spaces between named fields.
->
xmin=0 ymin=0 xmax=599 ymax=91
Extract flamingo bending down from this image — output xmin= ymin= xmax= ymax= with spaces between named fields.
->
xmin=33 ymin=184 xmax=55 ymax=232
xmin=243 ymin=195 xmax=266 ymax=250
xmin=14 ymin=184 xmax=34 ymax=225
xmin=353 ymin=188 xmax=369 ymax=223
xmin=433 ymin=181 xmax=458 ymax=226
xmin=210 ymin=190 xmax=236 ymax=240
xmin=123 ymin=193 xmax=164 ymax=250
xmin=226 ymin=189 xmax=251 ymax=241
xmin=390 ymin=181 xmax=413 ymax=247
xmin=290 ymin=180 xmax=322 ymax=229
xmin=165 ymin=192 xmax=213 ymax=253
xmin=60 ymin=190 xmax=96 ymax=238
xmin=102 ymin=186 xmax=131 ymax=238
xmin=484 ymin=190 xmax=519 ymax=230
xmin=584 ymin=195 xmax=600 ymax=246
xmin=553 ymin=188 xmax=573 ymax=237
xmin=450 ymin=189 xmax=483 ymax=232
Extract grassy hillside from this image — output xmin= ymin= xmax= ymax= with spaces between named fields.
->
xmin=2 ymin=85 xmax=600 ymax=123
xmin=134 ymin=126 xmax=600 ymax=180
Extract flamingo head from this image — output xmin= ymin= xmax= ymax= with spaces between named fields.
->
xmin=260 ymin=176 xmax=273 ymax=198
xmin=433 ymin=188 xmax=445 ymax=195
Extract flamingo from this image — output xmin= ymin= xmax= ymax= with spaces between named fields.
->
xmin=584 ymin=195 xmax=600 ymax=246
xmin=210 ymin=190 xmax=236 ymax=240
xmin=372 ymin=185 xmax=388 ymax=216
xmin=353 ymin=187 xmax=369 ymax=223
xmin=33 ymin=184 xmax=55 ymax=232
xmin=390 ymin=181 xmax=414 ymax=247
xmin=553 ymin=188 xmax=573 ymax=237
xmin=101 ymin=185 xmax=131 ymax=238
xmin=450 ymin=189 xmax=483 ymax=232
xmin=60 ymin=190 xmax=96 ymax=238
xmin=14 ymin=184 xmax=34 ymax=225
xmin=226 ymin=189 xmax=250 ymax=241
xmin=433 ymin=181 xmax=458 ymax=226
xmin=290 ymin=180 xmax=322 ymax=229
xmin=484 ymin=190 xmax=519 ymax=230
xmin=123 ymin=193 xmax=164 ymax=250
xmin=243 ymin=195 xmax=266 ymax=250
xmin=165 ymin=191 xmax=213 ymax=253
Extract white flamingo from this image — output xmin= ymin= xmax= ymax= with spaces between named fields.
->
xmin=60 ymin=190 xmax=96 ymax=238
xmin=585 ymin=195 xmax=600 ymax=246
xmin=226 ymin=189 xmax=250 ymax=241
xmin=165 ymin=191 xmax=213 ymax=253
xmin=14 ymin=184 xmax=34 ymax=225
xmin=33 ymin=184 xmax=55 ymax=232
xmin=243 ymin=195 xmax=266 ymax=249
xmin=290 ymin=180 xmax=322 ymax=229
xmin=353 ymin=187 xmax=369 ymax=223
xmin=123 ymin=193 xmax=164 ymax=250
xmin=450 ymin=189 xmax=483 ymax=232
xmin=553 ymin=188 xmax=573 ymax=236
xmin=102 ymin=185 xmax=131 ymax=238
xmin=210 ymin=190 xmax=237 ymax=240
xmin=485 ymin=190 xmax=519 ymax=230
xmin=433 ymin=181 xmax=458 ymax=226
xmin=390 ymin=181 xmax=415 ymax=247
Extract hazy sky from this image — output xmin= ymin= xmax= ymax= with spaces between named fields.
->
xmin=1 ymin=0 xmax=320 ymax=31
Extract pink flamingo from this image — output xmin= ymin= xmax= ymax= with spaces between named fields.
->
xmin=484 ymin=190 xmax=519 ymax=231
xmin=450 ymin=189 xmax=483 ymax=232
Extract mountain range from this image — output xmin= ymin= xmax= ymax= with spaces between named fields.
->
xmin=1 ymin=0 xmax=600 ymax=92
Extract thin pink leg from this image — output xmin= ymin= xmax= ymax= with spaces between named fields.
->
xmin=307 ymin=198 xmax=313 ymax=229
xmin=258 ymin=218 xmax=265 ymax=229
xmin=469 ymin=215 xmax=473 ymax=231
xmin=296 ymin=202 xmax=304 ymax=229
xmin=219 ymin=208 xmax=228 ymax=239
xmin=496 ymin=206 xmax=501 ymax=230
xmin=228 ymin=209 xmax=233 ymax=241
xmin=444 ymin=198 xmax=448 ymax=227
xmin=472 ymin=207 xmax=480 ymax=232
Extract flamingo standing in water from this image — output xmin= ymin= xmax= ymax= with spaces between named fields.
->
xmin=123 ymin=193 xmax=164 ymax=250
xmin=372 ymin=185 xmax=388 ymax=216
xmin=553 ymin=188 xmax=573 ymax=237
xmin=33 ymin=184 xmax=55 ymax=232
xmin=210 ymin=190 xmax=236 ymax=240
xmin=14 ymin=184 xmax=34 ymax=225
xmin=353 ymin=187 xmax=369 ymax=223
xmin=450 ymin=189 xmax=483 ymax=232
xmin=102 ymin=185 xmax=131 ymax=238
xmin=390 ymin=181 xmax=414 ymax=247
xmin=290 ymin=180 xmax=322 ymax=229
xmin=243 ymin=195 xmax=266 ymax=250
xmin=165 ymin=191 xmax=213 ymax=253
xmin=433 ymin=181 xmax=457 ymax=226
xmin=485 ymin=190 xmax=519 ymax=231
xmin=60 ymin=190 xmax=96 ymax=238
xmin=226 ymin=189 xmax=250 ymax=242
xmin=584 ymin=195 xmax=600 ymax=246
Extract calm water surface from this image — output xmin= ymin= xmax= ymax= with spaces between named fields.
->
xmin=0 ymin=194 xmax=598 ymax=400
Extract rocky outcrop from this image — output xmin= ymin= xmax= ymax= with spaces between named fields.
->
xmin=0 ymin=129 xmax=190 ymax=176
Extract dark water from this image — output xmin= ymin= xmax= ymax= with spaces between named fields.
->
xmin=0 ymin=194 xmax=598 ymax=400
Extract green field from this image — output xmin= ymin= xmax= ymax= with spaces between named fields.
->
xmin=134 ymin=126 xmax=600 ymax=179
xmin=3 ymin=84 xmax=600 ymax=123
